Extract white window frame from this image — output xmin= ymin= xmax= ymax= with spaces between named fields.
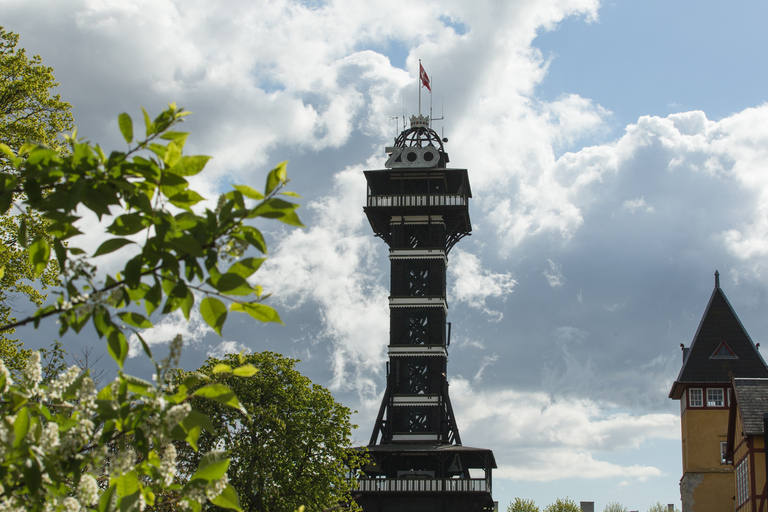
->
xmin=707 ymin=388 xmax=724 ymax=407
xmin=737 ymin=458 xmax=749 ymax=505
xmin=720 ymin=442 xmax=728 ymax=464
xmin=689 ymin=388 xmax=703 ymax=407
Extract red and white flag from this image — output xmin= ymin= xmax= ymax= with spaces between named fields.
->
xmin=420 ymin=63 xmax=431 ymax=92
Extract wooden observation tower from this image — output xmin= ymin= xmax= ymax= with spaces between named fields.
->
xmin=354 ymin=112 xmax=497 ymax=512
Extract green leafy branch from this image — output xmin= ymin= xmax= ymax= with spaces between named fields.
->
xmin=0 ymin=104 xmax=303 ymax=371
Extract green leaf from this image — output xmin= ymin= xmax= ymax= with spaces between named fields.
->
xmin=107 ymin=213 xmax=148 ymax=236
xmin=28 ymin=236 xmax=51 ymax=277
xmin=239 ymin=226 xmax=267 ymax=254
xmin=18 ymin=216 xmax=27 ymax=248
xmin=168 ymin=234 xmax=204 ymax=257
xmin=117 ymin=311 xmax=153 ymax=328
xmin=233 ymin=184 xmax=264 ymax=200
xmin=193 ymin=384 xmax=246 ymax=414
xmin=118 ymin=113 xmax=134 ymax=144
xmin=212 ymin=364 xmax=232 ymax=374
xmin=159 ymin=170 xmax=188 ymax=198
xmin=210 ymin=484 xmax=242 ymax=511
xmin=119 ymin=491 xmax=141 ymax=512
xmin=94 ymin=238 xmax=136 ymax=257
xmin=99 ymin=484 xmax=117 ymax=512
xmin=191 ymin=450 xmax=230 ymax=482
xmin=248 ymin=197 xmax=304 ymax=227
xmin=164 ymin=140 xmax=182 ymax=167
xmin=207 ymin=273 xmax=253 ymax=296
xmin=144 ymin=283 xmax=162 ymax=316
xmin=168 ymin=189 xmax=205 ymax=210
xmin=107 ymin=330 xmax=129 ymax=370
xmin=232 ymin=364 xmax=258 ymax=377
xmin=172 ymin=155 xmax=210 ymax=176
xmin=227 ymin=257 xmax=265 ymax=279
xmin=200 ymin=297 xmax=227 ymax=336
xmin=265 ymin=161 xmax=287 ymax=196
xmin=230 ymin=302 xmax=283 ymax=324
xmin=13 ymin=406 xmax=30 ymax=448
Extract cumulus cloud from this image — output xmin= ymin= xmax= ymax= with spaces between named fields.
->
xmin=449 ymin=249 xmax=517 ymax=321
xmin=127 ymin=306 xmax=213 ymax=358
xmin=450 ymin=378 xmax=678 ymax=481
xmin=258 ymin=166 xmax=389 ymax=403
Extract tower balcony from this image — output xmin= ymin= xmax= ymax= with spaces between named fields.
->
xmin=356 ymin=476 xmax=492 ymax=494
xmin=367 ymin=193 xmax=467 ymax=208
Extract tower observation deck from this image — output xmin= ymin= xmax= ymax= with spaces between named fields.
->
xmin=354 ymin=114 xmax=497 ymax=512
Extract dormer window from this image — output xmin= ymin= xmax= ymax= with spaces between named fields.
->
xmin=711 ymin=341 xmax=737 ymax=359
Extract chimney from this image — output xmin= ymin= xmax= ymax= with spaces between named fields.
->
xmin=580 ymin=502 xmax=594 ymax=512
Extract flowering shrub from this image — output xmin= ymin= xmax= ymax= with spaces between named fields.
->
xmin=0 ymin=106 xmax=303 ymax=511
xmin=0 ymin=339 xmax=254 ymax=512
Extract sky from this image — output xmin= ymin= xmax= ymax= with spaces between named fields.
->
xmin=5 ymin=0 xmax=768 ymax=510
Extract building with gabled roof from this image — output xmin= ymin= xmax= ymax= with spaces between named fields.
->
xmin=725 ymin=378 xmax=768 ymax=511
xmin=669 ymin=271 xmax=768 ymax=512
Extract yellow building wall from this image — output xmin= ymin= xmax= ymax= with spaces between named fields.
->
xmin=680 ymin=408 xmax=734 ymax=512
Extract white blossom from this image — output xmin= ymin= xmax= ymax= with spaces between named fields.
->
xmin=165 ymin=403 xmax=191 ymax=431
xmin=62 ymin=496 xmax=81 ymax=512
xmin=206 ymin=474 xmax=229 ymax=500
xmin=40 ymin=422 xmax=60 ymax=449
xmin=0 ymin=359 xmax=12 ymax=392
xmin=160 ymin=444 xmax=177 ymax=486
xmin=23 ymin=351 xmax=42 ymax=393
xmin=77 ymin=474 xmax=99 ymax=506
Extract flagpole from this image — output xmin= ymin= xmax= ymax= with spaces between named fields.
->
xmin=418 ymin=59 xmax=422 ymax=117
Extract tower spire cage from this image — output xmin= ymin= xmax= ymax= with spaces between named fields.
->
xmin=354 ymin=104 xmax=496 ymax=512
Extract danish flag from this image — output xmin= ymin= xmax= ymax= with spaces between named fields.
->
xmin=420 ymin=63 xmax=431 ymax=92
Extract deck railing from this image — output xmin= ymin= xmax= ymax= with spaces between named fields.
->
xmin=367 ymin=194 xmax=467 ymax=207
xmin=356 ymin=478 xmax=490 ymax=493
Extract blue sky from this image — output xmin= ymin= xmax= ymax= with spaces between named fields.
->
xmin=5 ymin=0 xmax=768 ymax=510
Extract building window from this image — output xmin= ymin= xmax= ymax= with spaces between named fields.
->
xmin=721 ymin=442 xmax=728 ymax=464
xmin=737 ymin=458 xmax=749 ymax=506
xmin=707 ymin=388 xmax=724 ymax=407
xmin=689 ymin=388 xmax=703 ymax=407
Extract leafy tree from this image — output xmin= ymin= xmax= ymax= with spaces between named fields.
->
xmin=508 ymin=497 xmax=540 ymax=512
xmin=544 ymin=497 xmax=581 ymax=512
xmin=175 ymin=352 xmax=366 ymax=512
xmin=0 ymin=27 xmax=73 ymax=155
xmin=0 ymin=26 xmax=73 ymax=369
xmin=604 ymin=502 xmax=628 ymax=512
xmin=647 ymin=503 xmax=676 ymax=512
xmin=0 ymin=105 xmax=302 ymax=511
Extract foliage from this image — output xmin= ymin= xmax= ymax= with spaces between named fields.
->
xmin=0 ymin=26 xmax=72 ymax=369
xmin=0 ymin=106 xmax=303 ymax=511
xmin=544 ymin=497 xmax=580 ymax=512
xmin=508 ymin=497 xmax=540 ymax=512
xmin=603 ymin=502 xmax=628 ymax=512
xmin=647 ymin=503 xmax=675 ymax=512
xmin=174 ymin=352 xmax=366 ymax=512
xmin=0 ymin=26 xmax=73 ymax=156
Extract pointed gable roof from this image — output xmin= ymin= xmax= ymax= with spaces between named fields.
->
xmin=669 ymin=271 xmax=768 ymax=399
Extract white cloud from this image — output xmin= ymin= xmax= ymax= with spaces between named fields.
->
xmin=258 ymin=166 xmax=389 ymax=403
xmin=622 ymin=197 xmax=654 ymax=214
xmin=543 ymin=259 xmax=565 ymax=287
xmin=127 ymin=306 xmax=212 ymax=358
xmin=450 ymin=378 xmax=678 ymax=482
xmin=449 ymin=249 xmax=516 ymax=321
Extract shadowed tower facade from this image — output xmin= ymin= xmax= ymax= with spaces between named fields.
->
xmin=355 ymin=114 xmax=496 ymax=512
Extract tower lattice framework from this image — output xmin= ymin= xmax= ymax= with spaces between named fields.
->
xmin=355 ymin=114 xmax=496 ymax=512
